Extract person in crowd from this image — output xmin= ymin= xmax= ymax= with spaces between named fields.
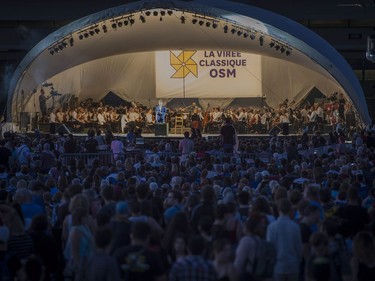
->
xmin=113 ymin=221 xmax=166 ymax=281
xmin=220 ymin=117 xmax=237 ymax=153
xmin=267 ymin=198 xmax=302 ymax=281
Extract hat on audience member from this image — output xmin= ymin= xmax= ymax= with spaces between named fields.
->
xmin=261 ymin=170 xmax=270 ymax=177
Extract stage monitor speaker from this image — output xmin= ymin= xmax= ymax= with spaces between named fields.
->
xmin=155 ymin=123 xmax=168 ymax=136
xmin=56 ymin=124 xmax=71 ymax=135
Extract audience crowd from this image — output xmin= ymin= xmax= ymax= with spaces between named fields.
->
xmin=0 ymin=126 xmax=373 ymax=281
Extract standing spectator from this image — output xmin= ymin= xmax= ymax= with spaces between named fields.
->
xmin=179 ymin=131 xmax=194 ymax=158
xmin=267 ymin=198 xmax=302 ymax=281
xmin=113 ymin=221 xmax=166 ymax=281
xmin=16 ymin=138 xmax=31 ymax=166
xmin=39 ymin=143 xmax=57 ymax=174
xmin=0 ymin=139 xmax=11 ymax=169
xmin=169 ymin=235 xmax=217 ymax=281
xmin=220 ymin=117 xmax=237 ymax=153
xmin=351 ymin=231 xmax=375 ymax=281
xmin=84 ymin=130 xmax=98 ymax=153
xmin=111 ymin=136 xmax=124 ymax=161
xmin=85 ymin=227 xmax=121 ymax=281
xmin=63 ymin=134 xmax=77 ymax=153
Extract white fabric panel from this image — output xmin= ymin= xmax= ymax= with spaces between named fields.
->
xmin=262 ymin=56 xmax=343 ymax=108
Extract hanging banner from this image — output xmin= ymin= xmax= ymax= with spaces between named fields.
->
xmin=155 ymin=50 xmax=262 ymax=98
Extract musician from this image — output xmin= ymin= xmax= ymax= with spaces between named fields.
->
xmin=39 ymin=88 xmax=47 ymax=120
xmin=155 ymin=100 xmax=167 ymax=123
xmin=279 ymin=110 xmax=290 ymax=135
xmin=97 ymin=109 xmax=106 ymax=126
xmin=120 ymin=111 xmax=129 ymax=133
xmin=56 ymin=108 xmax=64 ymax=123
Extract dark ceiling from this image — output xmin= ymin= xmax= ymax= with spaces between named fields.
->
xmin=1 ymin=0 xmax=375 ymax=106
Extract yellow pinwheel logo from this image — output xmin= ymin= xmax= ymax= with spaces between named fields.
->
xmin=170 ymin=50 xmax=198 ymax=78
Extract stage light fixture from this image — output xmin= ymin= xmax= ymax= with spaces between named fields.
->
xmin=286 ymin=50 xmax=291 ymax=56
xmin=269 ymin=42 xmax=275 ymax=48
xmin=140 ymin=15 xmax=146 ymax=23
xmin=69 ymin=38 xmax=74 ymax=46
xmin=95 ymin=28 xmax=100 ymax=34
xmin=89 ymin=30 xmax=95 ymax=36
xmin=250 ymin=34 xmax=256 ymax=40
xmin=117 ymin=21 xmax=123 ymax=27
xmin=130 ymin=18 xmax=135 ymax=25
xmin=231 ymin=28 xmax=236 ymax=34
xmin=243 ymin=33 xmax=248 ymax=38
xmin=212 ymin=23 xmax=218 ymax=29
xmin=160 ymin=11 xmax=166 ymax=16
xmin=49 ymin=49 xmax=54 ymax=55
xmin=180 ymin=16 xmax=186 ymax=24
xmin=275 ymin=45 xmax=280 ymax=51
xmin=192 ymin=18 xmax=197 ymax=24
xmin=145 ymin=11 xmax=151 ymax=16
xmin=259 ymin=36 xmax=264 ymax=46
xmin=124 ymin=20 xmax=129 ymax=26
xmin=167 ymin=10 xmax=173 ymax=16
xmin=199 ymin=20 xmax=204 ymax=26
xmin=237 ymin=30 xmax=242 ymax=36
xmin=62 ymin=41 xmax=68 ymax=48
xmin=280 ymin=47 xmax=285 ymax=53
xmin=102 ymin=25 xmax=107 ymax=33
xmin=223 ymin=25 xmax=228 ymax=33
xmin=84 ymin=32 xmax=89 ymax=38
xmin=54 ymin=47 xmax=59 ymax=53
xmin=112 ymin=22 xmax=117 ymax=29
xmin=79 ymin=34 xmax=84 ymax=40
xmin=206 ymin=22 xmax=211 ymax=27
xmin=153 ymin=11 xmax=158 ymax=16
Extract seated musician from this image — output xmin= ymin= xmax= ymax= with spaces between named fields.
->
xmin=56 ymin=108 xmax=64 ymax=123
xmin=97 ymin=109 xmax=106 ymax=126
xmin=145 ymin=108 xmax=154 ymax=124
xmin=237 ymin=108 xmax=247 ymax=122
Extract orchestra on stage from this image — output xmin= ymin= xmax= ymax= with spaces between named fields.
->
xmin=44 ymin=92 xmax=357 ymax=135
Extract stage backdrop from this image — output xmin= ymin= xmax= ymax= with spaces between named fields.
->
xmin=155 ymin=50 xmax=262 ymax=99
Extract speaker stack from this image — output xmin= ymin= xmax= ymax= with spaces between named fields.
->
xmin=155 ymin=123 xmax=169 ymax=136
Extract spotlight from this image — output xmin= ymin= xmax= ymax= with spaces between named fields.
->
xmin=286 ymin=50 xmax=291 ymax=56
xmin=95 ymin=28 xmax=100 ymax=34
xmin=250 ymin=34 xmax=256 ymax=40
xmin=62 ymin=41 xmax=68 ymax=48
xmin=243 ymin=33 xmax=248 ymax=38
xmin=124 ymin=20 xmax=129 ymax=26
xmin=167 ymin=10 xmax=173 ymax=16
xmin=275 ymin=45 xmax=280 ymax=51
xmin=153 ymin=11 xmax=158 ymax=16
xmin=112 ymin=22 xmax=117 ymax=29
xmin=231 ymin=28 xmax=236 ymax=34
xmin=140 ymin=15 xmax=146 ymax=23
xmin=237 ymin=30 xmax=243 ymax=36
xmin=117 ymin=21 xmax=123 ymax=27
xmin=58 ymin=44 xmax=64 ymax=50
xmin=160 ymin=11 xmax=166 ymax=16
xmin=79 ymin=34 xmax=84 ymax=40
xmin=259 ymin=36 xmax=264 ymax=46
xmin=69 ymin=38 xmax=74 ymax=46
xmin=84 ymin=32 xmax=89 ymax=38
xmin=223 ymin=25 xmax=228 ymax=33
xmin=130 ymin=18 xmax=135 ymax=25
xmin=269 ymin=42 xmax=275 ymax=48
xmin=199 ymin=20 xmax=204 ymax=26
xmin=212 ymin=23 xmax=218 ymax=29
xmin=54 ymin=47 xmax=59 ymax=53
xmin=89 ymin=30 xmax=95 ymax=36
xmin=192 ymin=18 xmax=197 ymax=24
xmin=145 ymin=11 xmax=151 ymax=16
xmin=280 ymin=47 xmax=285 ymax=53
xmin=180 ymin=16 xmax=186 ymax=24
xmin=49 ymin=49 xmax=54 ymax=55
xmin=102 ymin=25 xmax=107 ymax=32
xmin=206 ymin=22 xmax=211 ymax=27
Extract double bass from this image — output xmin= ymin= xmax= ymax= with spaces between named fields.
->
xmin=202 ymin=104 xmax=211 ymax=131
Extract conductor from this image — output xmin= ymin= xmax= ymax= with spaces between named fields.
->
xmin=155 ymin=100 xmax=167 ymax=123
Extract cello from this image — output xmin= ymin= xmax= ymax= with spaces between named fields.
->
xmin=202 ymin=103 xmax=211 ymax=132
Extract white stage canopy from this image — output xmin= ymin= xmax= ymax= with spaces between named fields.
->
xmin=8 ymin=0 xmax=371 ymax=125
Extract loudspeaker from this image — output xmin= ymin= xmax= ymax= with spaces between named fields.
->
xmin=155 ymin=123 xmax=168 ymax=136
xmin=50 ymin=123 xmax=56 ymax=134
xmin=19 ymin=112 xmax=30 ymax=131
xmin=282 ymin=123 xmax=289 ymax=135
xmin=56 ymin=124 xmax=71 ymax=135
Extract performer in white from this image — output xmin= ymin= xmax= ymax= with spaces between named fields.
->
xmin=155 ymin=100 xmax=167 ymax=123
